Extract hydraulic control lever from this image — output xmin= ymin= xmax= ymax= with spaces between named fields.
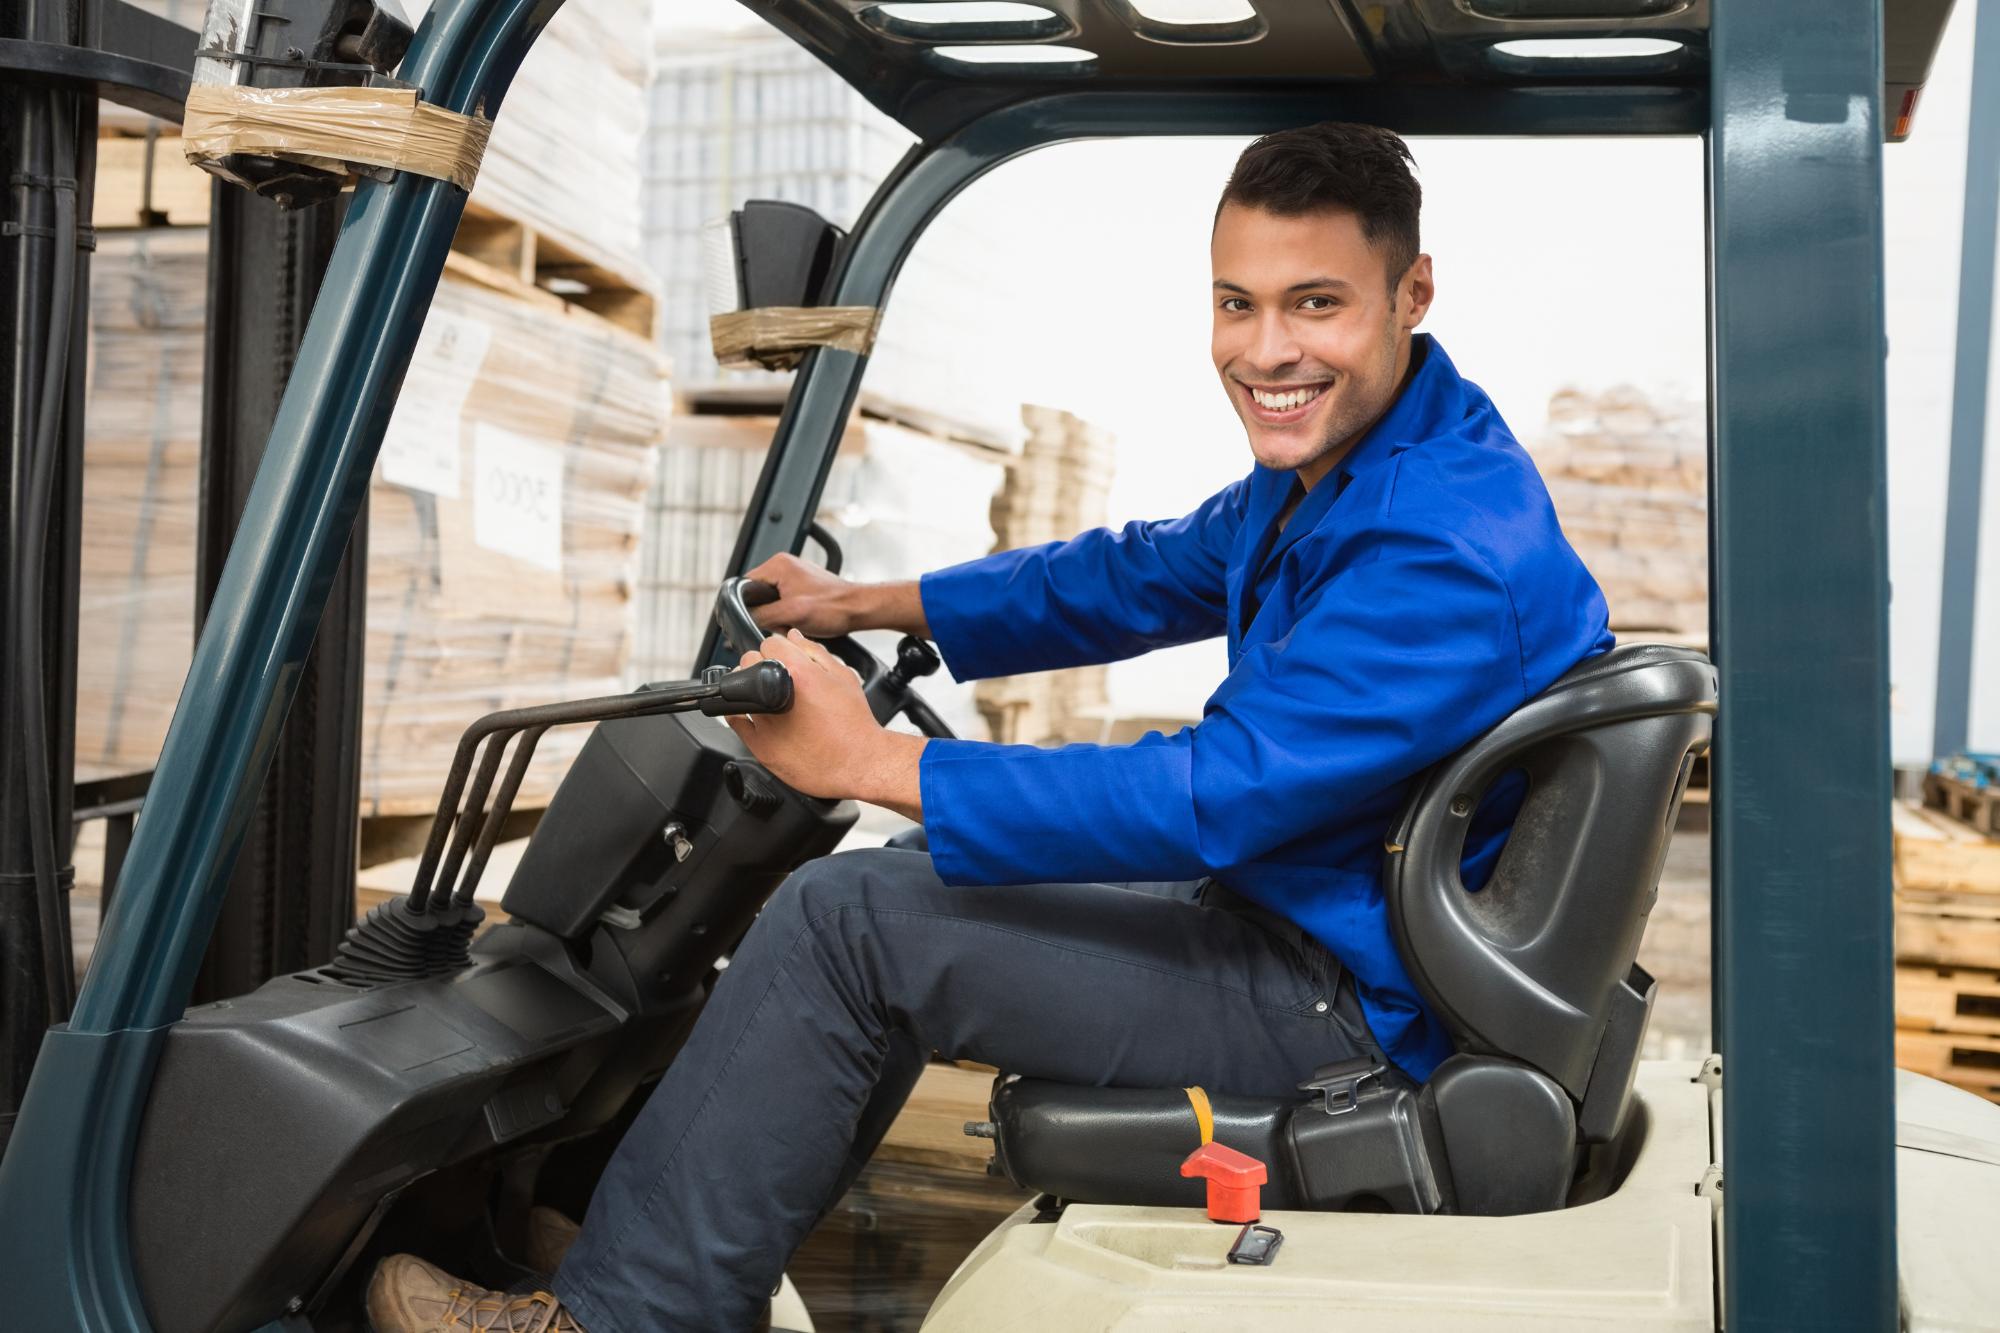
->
xmin=323 ymin=662 xmax=790 ymax=984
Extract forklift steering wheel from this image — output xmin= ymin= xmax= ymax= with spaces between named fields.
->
xmin=715 ymin=576 xmax=957 ymax=741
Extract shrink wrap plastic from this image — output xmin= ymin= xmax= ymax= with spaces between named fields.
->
xmin=77 ymin=230 xmax=670 ymax=817
xmin=709 ymin=305 xmax=881 ymax=370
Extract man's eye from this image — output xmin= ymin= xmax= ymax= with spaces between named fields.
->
xmin=1220 ymin=297 xmax=1251 ymax=313
xmin=1299 ymin=295 xmax=1339 ymax=311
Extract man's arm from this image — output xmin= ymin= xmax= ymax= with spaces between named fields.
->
xmin=745 ymin=477 xmax=1249 ymax=681
xmin=919 ymin=519 xmax=1525 ymax=884
xmin=740 ymin=554 xmax=930 ymax=639
xmin=729 ymin=518 xmax=1527 ymax=863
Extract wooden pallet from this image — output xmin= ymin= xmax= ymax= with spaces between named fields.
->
xmin=1898 ymin=889 xmax=2000 ymax=969
xmin=90 ymin=132 xmax=658 ymax=341
xmin=675 ymin=381 xmax=1017 ymax=455
xmin=1893 ymin=800 xmax=2000 ymax=896
xmin=876 ymin=1063 xmax=1001 ymax=1175
xmin=1925 ymin=771 xmax=2000 ymax=838
xmin=1895 ymin=965 xmax=2000 ymax=1037
xmin=1895 ymin=1028 xmax=2000 ymax=1102
xmin=448 ymin=198 xmax=657 ymax=341
xmin=91 ymin=130 xmax=214 ymax=228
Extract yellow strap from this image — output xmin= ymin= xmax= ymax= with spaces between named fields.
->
xmin=1185 ymin=1086 xmax=1214 ymax=1146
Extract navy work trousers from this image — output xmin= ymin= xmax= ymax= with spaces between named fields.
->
xmin=554 ymin=847 xmax=1381 ymax=1332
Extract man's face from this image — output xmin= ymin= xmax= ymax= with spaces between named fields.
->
xmin=1211 ymin=203 xmax=1434 ymax=488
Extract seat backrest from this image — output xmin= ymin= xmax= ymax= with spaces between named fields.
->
xmin=1385 ymin=644 xmax=1715 ymax=1125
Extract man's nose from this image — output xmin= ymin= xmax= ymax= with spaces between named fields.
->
xmin=1247 ymin=313 xmax=1302 ymax=373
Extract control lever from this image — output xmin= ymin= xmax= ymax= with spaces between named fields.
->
xmin=324 ymin=662 xmax=790 ymax=984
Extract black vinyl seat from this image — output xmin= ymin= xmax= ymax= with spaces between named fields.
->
xmin=978 ymin=644 xmax=1717 ymax=1217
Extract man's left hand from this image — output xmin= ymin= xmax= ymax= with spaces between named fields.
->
xmin=723 ymin=629 xmax=927 ymax=820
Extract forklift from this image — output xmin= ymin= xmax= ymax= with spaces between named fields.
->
xmin=2 ymin=0 xmax=1998 ymax=1329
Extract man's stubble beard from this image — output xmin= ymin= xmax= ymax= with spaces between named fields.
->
xmin=1299 ymin=307 xmax=1405 ymax=479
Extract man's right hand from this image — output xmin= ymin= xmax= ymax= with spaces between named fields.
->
xmin=743 ymin=552 xmax=931 ymax=640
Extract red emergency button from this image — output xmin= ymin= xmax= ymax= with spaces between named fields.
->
xmin=1180 ymin=1141 xmax=1266 ymax=1224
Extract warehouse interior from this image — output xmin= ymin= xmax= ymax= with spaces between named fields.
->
xmin=2 ymin=0 xmax=1997 ymax=1329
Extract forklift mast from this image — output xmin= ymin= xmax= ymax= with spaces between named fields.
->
xmin=0 ymin=0 xmax=373 ymax=1140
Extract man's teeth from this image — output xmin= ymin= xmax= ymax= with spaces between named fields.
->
xmin=1251 ymin=385 xmax=1326 ymax=411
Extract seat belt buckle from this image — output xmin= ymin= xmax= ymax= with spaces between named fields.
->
xmin=1297 ymin=1056 xmax=1385 ymax=1116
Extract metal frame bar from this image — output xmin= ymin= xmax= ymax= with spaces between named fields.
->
xmin=1933 ymin=0 xmax=1999 ymax=760
xmin=1708 ymin=1 xmax=1897 ymax=1327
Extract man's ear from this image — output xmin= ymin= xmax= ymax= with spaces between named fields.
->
xmin=1400 ymin=254 xmax=1435 ymax=331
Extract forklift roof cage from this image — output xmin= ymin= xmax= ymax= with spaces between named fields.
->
xmin=0 ymin=1 xmax=1949 ymax=1330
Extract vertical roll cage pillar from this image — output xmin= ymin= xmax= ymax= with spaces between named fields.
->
xmin=1708 ymin=3 xmax=1896 ymax=1329
xmin=0 ymin=0 xmax=1896 ymax=1328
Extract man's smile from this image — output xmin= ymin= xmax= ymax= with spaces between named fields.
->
xmin=1236 ymin=378 xmax=1333 ymax=424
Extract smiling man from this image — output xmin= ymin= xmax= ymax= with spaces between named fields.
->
xmin=371 ymin=123 xmax=1611 ymax=1333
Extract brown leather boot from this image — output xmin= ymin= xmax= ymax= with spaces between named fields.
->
xmin=366 ymin=1253 xmax=586 ymax=1332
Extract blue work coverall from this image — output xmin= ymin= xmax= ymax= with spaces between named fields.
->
xmin=557 ymin=334 xmax=1612 ymax=1331
xmin=922 ymin=333 xmax=1612 ymax=1082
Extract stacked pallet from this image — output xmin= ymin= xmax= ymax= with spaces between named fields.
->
xmin=75 ymin=232 xmax=669 ymax=815
xmin=634 ymin=403 xmax=1006 ymax=740
xmin=121 ymin=0 xmax=655 ymax=307
xmin=645 ymin=33 xmax=1021 ymax=442
xmin=1526 ymin=386 xmax=1707 ymax=636
xmin=1892 ymin=792 xmax=2000 ymax=1102
xmin=974 ymin=406 xmax=1116 ymax=747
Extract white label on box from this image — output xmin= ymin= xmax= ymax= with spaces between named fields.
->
xmin=380 ymin=312 xmax=492 ymax=498
xmin=472 ymin=424 xmax=564 ymax=573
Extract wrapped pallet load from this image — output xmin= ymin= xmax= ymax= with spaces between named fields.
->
xmin=1527 ymin=385 xmax=1708 ymax=637
xmin=74 ymin=229 xmax=206 ymax=779
xmin=975 ymin=405 xmax=1117 ymax=746
xmin=75 ymin=231 xmax=670 ymax=818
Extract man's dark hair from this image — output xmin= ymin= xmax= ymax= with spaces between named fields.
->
xmin=1218 ymin=122 xmax=1422 ymax=291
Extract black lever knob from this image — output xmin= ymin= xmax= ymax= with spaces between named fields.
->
xmin=700 ymin=660 xmax=793 ymax=715
xmin=891 ymin=636 xmax=942 ymax=684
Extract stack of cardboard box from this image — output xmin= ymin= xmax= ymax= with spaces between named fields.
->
xmin=75 ymin=233 xmax=671 ymax=817
xmin=1528 ymin=386 xmax=1707 ymax=637
xmin=975 ymin=405 xmax=1117 ymax=746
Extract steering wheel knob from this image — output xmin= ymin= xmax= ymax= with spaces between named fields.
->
xmin=893 ymin=635 xmax=942 ymax=683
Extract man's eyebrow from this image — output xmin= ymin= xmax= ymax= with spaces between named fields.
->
xmin=1209 ymin=277 xmax=1356 ymax=295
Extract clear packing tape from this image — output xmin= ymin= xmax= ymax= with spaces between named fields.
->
xmin=182 ymin=85 xmax=492 ymax=192
xmin=709 ymin=306 xmax=881 ymax=371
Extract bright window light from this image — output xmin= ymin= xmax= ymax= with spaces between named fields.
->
xmin=933 ymin=43 xmax=1096 ymax=63
xmin=1126 ymin=0 xmax=1259 ymax=23
xmin=1491 ymin=36 xmax=1684 ymax=59
xmin=875 ymin=2 xmax=1060 ymax=24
